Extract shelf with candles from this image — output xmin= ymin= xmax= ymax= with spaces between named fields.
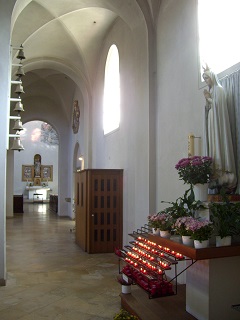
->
xmin=124 ymin=246 xmax=171 ymax=272
xmin=125 ymin=243 xmax=172 ymax=271
xmin=120 ymin=259 xmax=174 ymax=298
xmin=130 ymin=237 xmax=185 ymax=262
xmin=115 ymin=235 xmax=188 ymax=298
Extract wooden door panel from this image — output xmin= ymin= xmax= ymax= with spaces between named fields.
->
xmin=88 ymin=171 xmax=123 ymax=253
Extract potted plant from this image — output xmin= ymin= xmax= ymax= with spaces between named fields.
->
xmin=162 ymin=187 xmax=206 ymax=218
xmin=175 ymin=156 xmax=213 ymax=202
xmin=173 ymin=216 xmax=195 ymax=246
xmin=155 ymin=211 xmax=173 ymax=238
xmin=113 ymin=308 xmax=138 ymax=320
xmin=147 ymin=213 xmax=161 ymax=235
xmin=188 ymin=218 xmax=213 ymax=248
xmin=117 ymin=274 xmax=132 ymax=294
xmin=175 ymin=156 xmax=213 ymax=185
xmin=209 ymin=189 xmax=240 ymax=246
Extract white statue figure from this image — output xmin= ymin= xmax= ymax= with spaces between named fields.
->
xmin=203 ymin=66 xmax=237 ymax=193
xmin=34 ymin=154 xmax=41 ymax=178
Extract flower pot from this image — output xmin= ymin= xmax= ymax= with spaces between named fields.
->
xmin=122 ymin=284 xmax=131 ymax=294
xmin=152 ymin=228 xmax=160 ymax=235
xmin=160 ymin=230 xmax=171 ymax=239
xmin=194 ymin=239 xmax=209 ymax=249
xmin=170 ymin=235 xmax=182 ymax=243
xmin=216 ymin=236 xmax=232 ymax=247
xmin=193 ymin=183 xmax=208 ymax=202
xmin=182 ymin=235 xmax=194 ymax=247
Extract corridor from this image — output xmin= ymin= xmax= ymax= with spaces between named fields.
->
xmin=1 ymin=204 xmax=120 ymax=319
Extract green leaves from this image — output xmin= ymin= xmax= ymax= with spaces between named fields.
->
xmin=161 ymin=186 xmax=205 ymax=218
xmin=209 ymin=189 xmax=240 ymax=238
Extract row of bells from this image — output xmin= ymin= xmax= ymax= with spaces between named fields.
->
xmin=10 ymin=45 xmax=25 ymax=151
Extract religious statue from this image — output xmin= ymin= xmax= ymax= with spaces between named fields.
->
xmin=203 ymin=66 xmax=237 ymax=193
xmin=72 ymin=100 xmax=80 ymax=134
xmin=34 ymin=154 xmax=41 ymax=178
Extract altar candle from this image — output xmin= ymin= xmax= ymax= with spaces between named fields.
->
xmin=188 ymin=133 xmax=195 ymax=156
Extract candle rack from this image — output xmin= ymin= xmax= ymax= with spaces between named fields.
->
xmin=115 ymin=228 xmax=194 ymax=299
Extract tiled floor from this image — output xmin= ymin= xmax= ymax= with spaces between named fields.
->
xmin=1 ymin=203 xmax=121 ymax=319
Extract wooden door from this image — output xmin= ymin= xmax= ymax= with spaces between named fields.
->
xmin=87 ymin=169 xmax=123 ymax=253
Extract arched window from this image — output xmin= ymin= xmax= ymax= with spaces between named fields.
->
xmin=103 ymin=44 xmax=120 ymax=135
xmin=198 ymin=0 xmax=240 ymax=76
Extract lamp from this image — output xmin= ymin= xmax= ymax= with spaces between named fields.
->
xmin=78 ymin=156 xmax=84 ymax=170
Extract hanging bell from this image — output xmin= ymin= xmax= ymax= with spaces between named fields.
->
xmin=15 ymin=83 xmax=25 ymax=94
xmin=16 ymin=65 xmax=25 ymax=77
xmin=10 ymin=137 xmax=24 ymax=151
xmin=16 ymin=45 xmax=26 ymax=60
xmin=13 ymin=101 xmax=24 ymax=112
xmin=13 ymin=119 xmax=24 ymax=131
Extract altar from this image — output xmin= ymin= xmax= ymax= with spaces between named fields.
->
xmin=26 ymin=186 xmax=51 ymax=200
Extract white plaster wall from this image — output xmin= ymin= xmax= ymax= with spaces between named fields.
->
xmin=0 ymin=0 xmax=17 ymax=285
xmin=70 ymin=87 xmax=85 ymax=220
xmin=92 ymin=17 xmax=150 ymax=244
xmin=6 ymin=152 xmax=14 ymax=218
xmin=156 ymin=0 xmax=204 ymax=209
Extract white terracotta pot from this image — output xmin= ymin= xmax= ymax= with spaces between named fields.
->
xmin=122 ymin=285 xmax=131 ymax=294
xmin=170 ymin=235 xmax=182 ymax=243
xmin=182 ymin=235 xmax=194 ymax=247
xmin=160 ymin=230 xmax=171 ymax=239
xmin=194 ymin=239 xmax=209 ymax=249
xmin=152 ymin=228 xmax=160 ymax=236
xmin=193 ymin=183 xmax=208 ymax=202
xmin=216 ymin=236 xmax=232 ymax=247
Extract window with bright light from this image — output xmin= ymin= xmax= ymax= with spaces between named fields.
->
xmin=198 ymin=0 xmax=240 ymax=75
xmin=103 ymin=44 xmax=120 ymax=135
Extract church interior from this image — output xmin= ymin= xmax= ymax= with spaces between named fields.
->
xmin=1 ymin=1 xmax=240 ymax=319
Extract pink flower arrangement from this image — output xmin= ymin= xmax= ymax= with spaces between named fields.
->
xmin=188 ymin=219 xmax=213 ymax=242
xmin=173 ymin=216 xmax=195 ymax=236
xmin=175 ymin=156 xmax=213 ymax=185
xmin=148 ymin=212 xmax=173 ymax=231
xmin=173 ymin=216 xmax=213 ymax=241
xmin=148 ymin=213 xmax=161 ymax=230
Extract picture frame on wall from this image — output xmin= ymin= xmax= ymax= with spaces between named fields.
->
xmin=41 ymin=165 xmax=53 ymax=181
xmin=34 ymin=178 xmax=41 ymax=186
xmin=22 ymin=165 xmax=34 ymax=181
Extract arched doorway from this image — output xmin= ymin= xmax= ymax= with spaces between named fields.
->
xmin=14 ymin=120 xmax=59 ymax=203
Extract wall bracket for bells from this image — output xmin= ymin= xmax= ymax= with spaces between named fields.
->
xmin=8 ymin=45 xmax=26 ymax=151
xmin=188 ymin=133 xmax=201 ymax=157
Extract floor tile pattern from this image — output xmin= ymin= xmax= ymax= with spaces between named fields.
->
xmin=1 ymin=204 xmax=121 ymax=319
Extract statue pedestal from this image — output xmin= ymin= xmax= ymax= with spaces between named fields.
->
xmin=186 ymin=257 xmax=240 ymax=320
xmin=148 ymin=235 xmax=240 ymax=320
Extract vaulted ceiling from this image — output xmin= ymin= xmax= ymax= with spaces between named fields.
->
xmin=10 ymin=0 xmax=160 ymax=126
